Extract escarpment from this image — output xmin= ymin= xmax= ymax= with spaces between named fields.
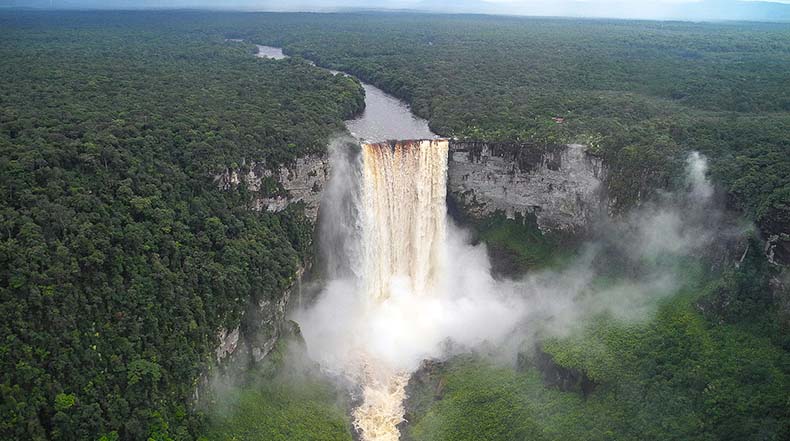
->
xmin=215 ymin=154 xmax=329 ymax=223
xmin=208 ymin=155 xmax=328 ymax=376
xmin=447 ymin=141 xmax=608 ymax=233
xmin=215 ymin=267 xmax=304 ymax=371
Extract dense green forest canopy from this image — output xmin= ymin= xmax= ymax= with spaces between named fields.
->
xmin=226 ymin=12 xmax=789 ymax=246
xmin=0 ymin=10 xmax=363 ymax=441
xmin=1 ymin=9 xmax=788 ymax=441
xmin=398 ymin=249 xmax=788 ymax=441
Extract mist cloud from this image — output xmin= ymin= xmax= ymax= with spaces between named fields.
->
xmin=297 ymin=148 xmax=738 ymax=379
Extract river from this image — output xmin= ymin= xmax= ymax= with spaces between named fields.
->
xmin=255 ymin=45 xmax=436 ymax=142
xmin=256 ymin=44 xmax=439 ymax=441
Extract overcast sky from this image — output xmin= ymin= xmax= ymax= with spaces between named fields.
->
xmin=4 ymin=0 xmax=790 ymax=21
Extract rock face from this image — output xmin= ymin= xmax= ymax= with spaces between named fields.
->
xmin=209 ymin=154 xmax=325 ymax=375
xmin=247 ymin=280 xmax=295 ymax=363
xmin=765 ymin=232 xmax=790 ymax=267
xmin=205 ymin=153 xmax=325 ymax=385
xmin=207 ymin=141 xmax=609 ymax=380
xmin=215 ymin=327 xmax=241 ymax=363
xmin=518 ymin=345 xmax=597 ymax=397
xmin=397 ymin=359 xmax=448 ymax=441
xmin=447 ymin=141 xmax=607 ymax=232
xmin=214 ymin=154 xmax=329 ymax=223
xmin=195 ymin=268 xmax=303 ymax=403
xmin=214 ymin=266 xmax=303 ymax=369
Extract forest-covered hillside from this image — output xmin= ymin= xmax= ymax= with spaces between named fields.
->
xmin=0 ymin=11 xmax=363 ymax=441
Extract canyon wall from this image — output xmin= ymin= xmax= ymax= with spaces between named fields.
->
xmin=447 ymin=141 xmax=607 ymax=233
xmin=211 ymin=140 xmax=609 ymax=373
xmin=209 ymin=155 xmax=328 ymax=376
xmin=215 ymin=266 xmax=304 ymax=370
xmin=194 ymin=269 xmax=302 ymax=402
xmin=214 ymin=154 xmax=329 ymax=223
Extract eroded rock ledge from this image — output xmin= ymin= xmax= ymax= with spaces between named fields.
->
xmin=447 ymin=141 xmax=608 ymax=233
xmin=214 ymin=154 xmax=329 ymax=223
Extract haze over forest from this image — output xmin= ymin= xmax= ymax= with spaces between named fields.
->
xmin=4 ymin=0 xmax=790 ymax=21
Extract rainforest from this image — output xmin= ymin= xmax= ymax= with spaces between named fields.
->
xmin=0 ymin=9 xmax=788 ymax=441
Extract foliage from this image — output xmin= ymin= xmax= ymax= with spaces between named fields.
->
xmin=2 ymin=9 xmax=789 ymax=441
xmin=406 ymin=283 xmax=789 ymax=441
xmin=200 ymin=332 xmax=353 ymax=441
xmin=0 ymin=10 xmax=363 ymax=441
xmin=201 ymin=379 xmax=352 ymax=441
xmin=468 ymin=212 xmax=576 ymax=276
xmin=201 ymin=356 xmax=352 ymax=441
xmin=235 ymin=12 xmax=790 ymax=235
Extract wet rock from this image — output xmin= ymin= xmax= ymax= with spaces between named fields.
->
xmin=448 ymin=142 xmax=607 ymax=233
xmin=215 ymin=326 xmax=241 ymax=364
xmin=519 ymin=345 xmax=597 ymax=397
xmin=214 ymin=153 xmax=329 ymax=223
xmin=397 ymin=359 xmax=447 ymax=441
xmin=765 ymin=232 xmax=790 ymax=267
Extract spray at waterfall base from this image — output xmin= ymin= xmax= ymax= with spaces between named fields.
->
xmin=295 ymin=139 xmax=735 ymax=441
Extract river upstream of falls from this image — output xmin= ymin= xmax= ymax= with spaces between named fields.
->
xmin=256 ymin=45 xmax=512 ymax=441
xmin=256 ymin=45 xmax=436 ymax=142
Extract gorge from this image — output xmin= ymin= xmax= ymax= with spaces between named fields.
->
xmin=213 ymin=44 xmax=608 ymax=383
xmin=212 ymin=42 xmax=772 ymax=441
xmin=209 ymin=44 xmax=620 ymax=440
xmin=218 ymin=45 xmax=612 ymax=441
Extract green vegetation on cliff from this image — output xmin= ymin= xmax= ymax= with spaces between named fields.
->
xmin=402 ymin=256 xmax=789 ymax=441
xmin=202 ymin=377 xmax=351 ymax=441
xmin=0 ymin=11 xmax=363 ymax=441
xmin=202 ymin=337 xmax=353 ymax=441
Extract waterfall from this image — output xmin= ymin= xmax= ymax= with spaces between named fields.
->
xmin=353 ymin=139 xmax=449 ymax=440
xmin=360 ymin=140 xmax=449 ymax=302
xmin=299 ymin=139 xmax=451 ymax=441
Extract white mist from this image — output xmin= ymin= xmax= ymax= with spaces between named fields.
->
xmin=296 ymin=141 xmax=726 ymax=441
xmin=296 ymin=139 xmax=523 ymax=440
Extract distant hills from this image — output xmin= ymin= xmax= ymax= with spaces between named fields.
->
xmin=2 ymin=0 xmax=790 ymax=22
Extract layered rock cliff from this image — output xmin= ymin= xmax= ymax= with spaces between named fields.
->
xmin=214 ymin=154 xmax=329 ymax=223
xmin=447 ymin=141 xmax=607 ymax=233
xmin=206 ymin=140 xmax=610 ymax=385
xmin=215 ymin=267 xmax=304 ymax=371
xmin=209 ymin=155 xmax=328 ymax=375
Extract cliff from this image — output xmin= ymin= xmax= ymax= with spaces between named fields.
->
xmin=447 ymin=141 xmax=607 ymax=233
xmin=207 ymin=155 xmax=328 ymax=377
xmin=214 ymin=154 xmax=329 ymax=223
xmin=194 ymin=269 xmax=303 ymax=403
xmin=215 ymin=266 xmax=304 ymax=371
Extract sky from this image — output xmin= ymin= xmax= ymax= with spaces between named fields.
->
xmin=3 ymin=0 xmax=790 ymax=21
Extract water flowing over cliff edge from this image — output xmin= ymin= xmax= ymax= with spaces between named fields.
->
xmin=301 ymin=140 xmax=450 ymax=440
xmin=298 ymin=138 xmax=528 ymax=440
xmin=211 ymin=45 xmax=608 ymax=388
